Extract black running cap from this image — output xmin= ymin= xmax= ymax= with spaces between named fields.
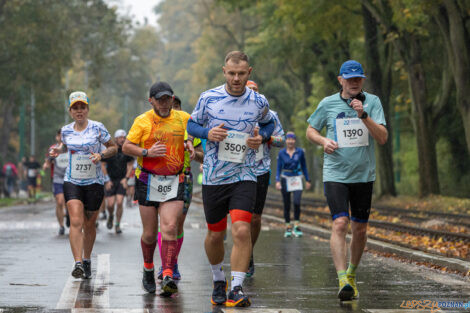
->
xmin=149 ymin=82 xmax=174 ymax=99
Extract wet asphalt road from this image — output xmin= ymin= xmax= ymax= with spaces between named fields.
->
xmin=0 ymin=198 xmax=469 ymax=313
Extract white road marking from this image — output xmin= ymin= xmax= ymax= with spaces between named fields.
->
xmin=191 ymin=222 xmax=200 ymax=229
xmin=0 ymin=221 xmax=58 ymax=230
xmin=92 ymin=254 xmax=110 ymax=308
xmin=56 ymin=273 xmax=82 ymax=309
xmin=71 ymin=309 xmax=149 ymax=313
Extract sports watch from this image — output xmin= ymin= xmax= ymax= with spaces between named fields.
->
xmin=360 ymin=111 xmax=368 ymax=119
xmin=142 ymin=149 xmax=148 ymax=157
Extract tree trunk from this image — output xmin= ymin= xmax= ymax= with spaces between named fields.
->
xmin=439 ymin=0 xmax=470 ymax=154
xmin=0 ymin=97 xmax=14 ymax=162
xmin=362 ymin=4 xmax=396 ymax=197
xmin=404 ymin=38 xmax=440 ymax=196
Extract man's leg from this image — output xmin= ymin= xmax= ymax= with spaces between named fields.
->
xmin=115 ymin=194 xmax=124 ymax=232
xmin=158 ymin=200 xmax=183 ymax=279
xmin=230 ymin=221 xmax=252 ymax=273
xmin=139 ymin=204 xmax=158 ymax=293
xmin=330 ymin=217 xmax=349 ymax=272
xmin=324 ymin=181 xmax=355 ymax=300
xmin=55 ymin=193 xmax=65 ymax=228
xmin=106 ymin=195 xmax=115 ymax=229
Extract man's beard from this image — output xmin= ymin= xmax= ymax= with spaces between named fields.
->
xmin=154 ymin=107 xmax=171 ymax=118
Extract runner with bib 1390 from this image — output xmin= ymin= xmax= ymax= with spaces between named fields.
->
xmin=306 ymin=60 xmax=388 ymax=301
xmin=50 ymin=91 xmax=117 ymax=280
xmin=187 ymin=51 xmax=275 ymax=307
xmin=275 ymin=132 xmax=311 ymax=238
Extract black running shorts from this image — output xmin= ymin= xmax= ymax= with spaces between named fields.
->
xmin=64 ymin=182 xmax=104 ymax=211
xmin=105 ymin=179 xmax=126 ymax=197
xmin=202 ymin=181 xmax=256 ymax=225
xmin=323 ymin=181 xmax=373 ymax=223
xmin=134 ymin=178 xmax=184 ymax=208
xmin=253 ymin=172 xmax=270 ymax=215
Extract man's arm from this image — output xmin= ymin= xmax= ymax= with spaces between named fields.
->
xmin=362 ymin=118 xmax=388 ymax=145
xmin=306 ymin=125 xmax=338 ymax=154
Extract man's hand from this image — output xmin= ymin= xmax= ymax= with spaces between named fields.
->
xmin=350 ymin=98 xmax=364 ymax=118
xmin=275 ymin=181 xmax=282 ymax=190
xmin=120 ymin=178 xmax=128 ymax=189
xmin=208 ymin=123 xmax=228 ymax=142
xmin=246 ymin=127 xmax=262 ymax=149
xmin=147 ymin=142 xmax=167 ymax=157
xmin=322 ymin=138 xmax=338 ymax=154
xmin=185 ymin=140 xmax=195 ymax=160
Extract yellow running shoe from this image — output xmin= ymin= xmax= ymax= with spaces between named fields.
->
xmin=338 ymin=278 xmax=354 ymax=301
xmin=347 ymin=274 xmax=359 ymax=299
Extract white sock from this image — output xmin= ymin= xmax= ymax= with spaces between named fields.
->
xmin=210 ymin=262 xmax=225 ymax=282
xmin=231 ymin=271 xmax=245 ymax=290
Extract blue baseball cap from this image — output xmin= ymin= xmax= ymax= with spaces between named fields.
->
xmin=339 ymin=60 xmax=366 ymax=79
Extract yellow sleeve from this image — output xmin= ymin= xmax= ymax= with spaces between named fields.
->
xmin=127 ymin=115 xmax=145 ymax=145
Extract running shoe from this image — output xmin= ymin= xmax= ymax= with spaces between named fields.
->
xmin=115 ymin=224 xmax=122 ymax=234
xmin=71 ymin=262 xmax=85 ymax=279
xmin=59 ymin=226 xmax=65 ymax=235
xmin=100 ymin=211 xmax=107 ymax=220
xmin=226 ymin=286 xmax=251 ymax=307
xmin=157 ymin=266 xmax=163 ymax=280
xmin=83 ymin=260 xmax=92 ymax=279
xmin=338 ymin=279 xmax=354 ymax=301
xmin=347 ymin=273 xmax=359 ymax=299
xmin=160 ymin=275 xmax=178 ymax=297
xmin=245 ymin=256 xmax=254 ymax=277
xmin=106 ymin=214 xmax=114 ymax=230
xmin=142 ymin=268 xmax=156 ymax=293
xmin=211 ymin=280 xmax=227 ymax=305
xmin=173 ymin=263 xmax=181 ymax=280
xmin=293 ymin=226 xmax=303 ymax=237
xmin=65 ymin=212 xmax=70 ymax=228
xmin=284 ymin=227 xmax=292 ymax=238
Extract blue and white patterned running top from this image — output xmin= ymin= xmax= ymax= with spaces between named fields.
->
xmin=61 ymin=120 xmax=111 ymax=185
xmin=190 ymin=84 xmax=272 ymax=185
xmin=254 ymin=110 xmax=284 ymax=176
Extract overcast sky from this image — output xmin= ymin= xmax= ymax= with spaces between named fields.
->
xmin=106 ymin=0 xmax=162 ymax=27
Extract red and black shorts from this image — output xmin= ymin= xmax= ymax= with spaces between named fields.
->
xmin=202 ymin=181 xmax=256 ymax=232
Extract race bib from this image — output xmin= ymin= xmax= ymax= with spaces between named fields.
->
xmin=336 ymin=118 xmax=369 ymax=148
xmin=70 ymin=154 xmax=96 ymax=179
xmin=27 ymin=169 xmax=37 ymax=178
xmin=255 ymin=144 xmax=264 ymax=162
xmin=147 ymin=174 xmax=179 ymax=202
xmin=286 ymin=175 xmax=303 ymax=192
xmin=218 ymin=131 xmax=249 ymax=163
xmin=55 ymin=153 xmax=69 ymax=169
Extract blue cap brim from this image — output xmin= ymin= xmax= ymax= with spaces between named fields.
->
xmin=341 ymin=73 xmax=366 ymax=79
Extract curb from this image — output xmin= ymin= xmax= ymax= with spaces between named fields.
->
xmin=262 ymin=213 xmax=470 ymax=275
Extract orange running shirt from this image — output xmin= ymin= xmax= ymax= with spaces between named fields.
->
xmin=127 ymin=109 xmax=190 ymax=183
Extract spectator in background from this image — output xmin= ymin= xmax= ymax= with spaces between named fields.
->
xmin=3 ymin=162 xmax=18 ymax=198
